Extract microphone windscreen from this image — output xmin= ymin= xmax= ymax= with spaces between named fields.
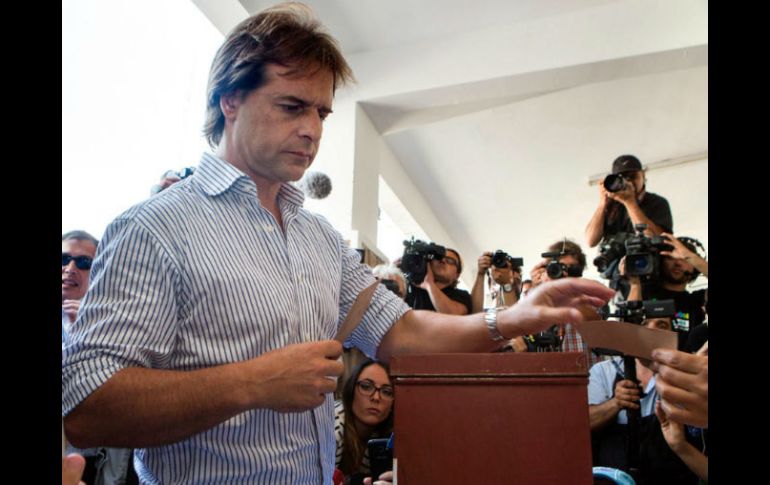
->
xmin=299 ymin=171 xmax=332 ymax=199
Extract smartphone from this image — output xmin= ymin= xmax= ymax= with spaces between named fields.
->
xmin=367 ymin=437 xmax=392 ymax=480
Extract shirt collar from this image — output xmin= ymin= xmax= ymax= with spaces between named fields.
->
xmin=194 ymin=152 xmax=306 ymax=208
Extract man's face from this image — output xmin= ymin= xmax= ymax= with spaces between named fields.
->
xmin=521 ymin=281 xmax=533 ymax=295
xmin=62 ymin=239 xmax=97 ymax=301
xmin=430 ymin=249 xmax=460 ymax=286
xmin=661 ymin=256 xmax=695 ymax=285
xmin=224 ymin=63 xmax=334 ymax=185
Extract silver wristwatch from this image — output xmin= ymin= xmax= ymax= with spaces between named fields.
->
xmin=502 ymin=283 xmax=514 ymax=293
xmin=484 ymin=307 xmax=506 ymax=341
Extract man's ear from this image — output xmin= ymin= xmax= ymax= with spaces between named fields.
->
xmin=219 ymin=92 xmax=241 ymax=120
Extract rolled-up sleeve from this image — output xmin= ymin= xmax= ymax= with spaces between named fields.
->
xmin=337 ymin=245 xmax=410 ymax=359
xmin=62 ymin=216 xmax=180 ymax=416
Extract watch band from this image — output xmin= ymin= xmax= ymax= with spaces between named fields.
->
xmin=484 ymin=307 xmax=505 ymax=341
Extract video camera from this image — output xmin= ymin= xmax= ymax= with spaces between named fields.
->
xmin=491 ymin=250 xmax=523 ymax=269
xmin=624 ymin=224 xmax=673 ymax=281
xmin=399 ymin=237 xmax=446 ymax=286
xmin=541 ymin=251 xmax=583 ymax=279
xmin=593 ymin=224 xmax=673 ymax=281
xmin=599 ymin=298 xmax=676 ymax=325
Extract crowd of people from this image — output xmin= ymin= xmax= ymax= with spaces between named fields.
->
xmin=62 ymin=3 xmax=707 ymax=484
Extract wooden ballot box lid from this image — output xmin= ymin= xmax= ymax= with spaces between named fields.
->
xmin=390 ymin=352 xmax=593 ymax=485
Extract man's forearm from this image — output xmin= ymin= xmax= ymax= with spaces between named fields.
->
xmin=589 ymin=400 xmax=620 ymax=431
xmin=377 ymin=310 xmax=500 ymax=362
xmin=585 ymin=204 xmax=606 ymax=248
xmin=624 ymin=202 xmax=665 ymax=235
xmin=64 ymin=363 xmax=255 ymax=449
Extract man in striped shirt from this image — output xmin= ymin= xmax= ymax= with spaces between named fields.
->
xmin=62 ymin=3 xmax=615 ymax=484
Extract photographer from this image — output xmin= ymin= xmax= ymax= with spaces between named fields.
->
xmin=624 ymin=234 xmax=707 ymax=350
xmin=586 ymin=155 xmax=672 ymax=296
xmin=525 ymin=239 xmax=598 ymax=364
xmin=471 ymin=251 xmax=523 ymax=313
xmin=403 ymin=245 xmax=472 ymax=315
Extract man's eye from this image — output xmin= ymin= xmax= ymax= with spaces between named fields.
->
xmin=281 ymin=104 xmax=303 ymax=113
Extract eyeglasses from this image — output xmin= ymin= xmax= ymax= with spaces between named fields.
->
xmin=62 ymin=253 xmax=93 ymax=270
xmin=441 ymin=256 xmax=459 ymax=267
xmin=356 ymin=379 xmax=394 ymax=401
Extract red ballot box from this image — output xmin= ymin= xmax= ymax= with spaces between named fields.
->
xmin=390 ymin=352 xmax=593 ymax=485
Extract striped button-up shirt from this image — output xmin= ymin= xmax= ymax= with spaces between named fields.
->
xmin=62 ymin=153 xmax=410 ymax=484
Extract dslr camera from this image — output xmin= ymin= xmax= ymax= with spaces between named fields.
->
xmin=603 ymin=173 xmax=628 ymax=193
xmin=541 ymin=251 xmax=583 ymax=279
xmin=623 ymin=224 xmax=673 ymax=281
xmin=399 ymin=237 xmax=446 ymax=286
xmin=491 ymin=250 xmax=523 ymax=269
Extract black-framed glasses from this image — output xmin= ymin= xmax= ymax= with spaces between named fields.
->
xmin=356 ymin=379 xmax=394 ymax=401
xmin=62 ymin=253 xmax=93 ymax=270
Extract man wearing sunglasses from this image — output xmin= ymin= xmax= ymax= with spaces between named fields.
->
xmin=405 ymin=247 xmax=473 ymax=315
xmin=62 ymin=230 xmax=98 ymax=330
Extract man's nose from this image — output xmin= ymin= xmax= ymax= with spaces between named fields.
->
xmin=298 ymin=111 xmax=322 ymax=143
xmin=63 ymin=261 xmax=78 ymax=273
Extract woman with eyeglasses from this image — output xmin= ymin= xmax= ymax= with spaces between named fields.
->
xmin=334 ymin=359 xmax=394 ymax=484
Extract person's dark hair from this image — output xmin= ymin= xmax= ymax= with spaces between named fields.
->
xmin=62 ymin=230 xmax=99 ymax=248
xmin=547 ymin=239 xmax=586 ymax=271
xmin=339 ymin=359 xmax=393 ymax=475
xmin=204 ymin=2 xmax=355 ymax=148
xmin=522 ymin=279 xmax=532 ymax=286
xmin=674 ymin=236 xmax=703 ymax=282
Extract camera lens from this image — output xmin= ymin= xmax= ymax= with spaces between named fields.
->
xmin=546 ymin=261 xmax=563 ymax=279
xmin=603 ymin=174 xmax=626 ymax=193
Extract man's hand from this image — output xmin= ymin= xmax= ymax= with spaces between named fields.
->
xmin=655 ymin=400 xmax=687 ymax=452
xmin=598 ymin=178 xmax=612 ymax=207
xmin=252 ymin=340 xmax=343 ymax=412
xmin=62 ymin=453 xmax=86 ymax=485
xmin=606 ymin=178 xmax=637 ymax=205
xmin=417 ymin=263 xmax=436 ymax=290
xmin=477 ymin=252 xmax=492 ymax=276
xmin=651 ymin=343 xmax=708 ymax=428
xmin=364 ymin=470 xmax=393 ymax=485
xmin=496 ymin=278 xmax=614 ymax=337
xmin=613 ymin=379 xmax=641 ymax=410
xmin=530 ymin=260 xmax=548 ymax=287
xmin=659 ymin=233 xmax=696 ymax=262
xmin=62 ymin=299 xmax=81 ymax=323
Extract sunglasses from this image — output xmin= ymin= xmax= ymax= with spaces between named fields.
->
xmin=62 ymin=253 xmax=93 ymax=270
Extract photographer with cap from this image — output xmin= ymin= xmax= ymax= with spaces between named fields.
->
xmin=586 ymin=155 xmax=673 ymax=297
xmin=404 ymin=246 xmax=473 ymax=315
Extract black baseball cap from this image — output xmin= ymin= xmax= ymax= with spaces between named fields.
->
xmin=611 ymin=155 xmax=642 ymax=174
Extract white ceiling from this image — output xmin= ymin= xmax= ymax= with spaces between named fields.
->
xmin=194 ymin=0 xmax=708 ymax=284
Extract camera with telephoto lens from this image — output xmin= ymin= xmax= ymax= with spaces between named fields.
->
xmin=491 ymin=250 xmax=524 ymax=269
xmin=603 ymin=173 xmax=627 ymax=193
xmin=541 ymin=251 xmax=583 ymax=279
xmin=623 ymin=224 xmax=673 ymax=280
xmin=399 ymin=238 xmax=447 ymax=286
xmin=525 ymin=324 xmax=563 ymax=352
